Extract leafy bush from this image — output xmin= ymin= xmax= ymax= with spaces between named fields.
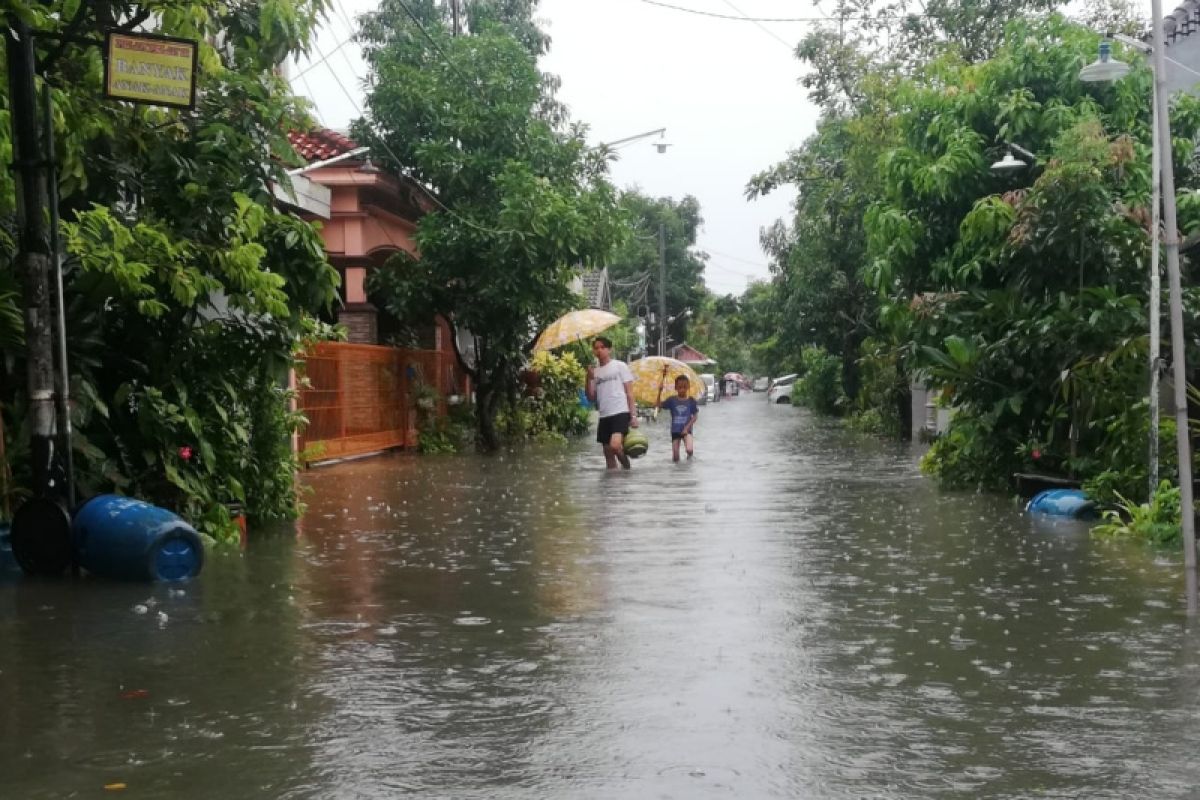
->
xmin=845 ymin=408 xmax=891 ymax=435
xmin=920 ymin=412 xmax=1016 ymax=492
xmin=502 ymin=351 xmax=589 ymax=441
xmin=1093 ymin=481 xmax=1182 ymax=546
xmin=797 ymin=346 xmax=844 ymax=415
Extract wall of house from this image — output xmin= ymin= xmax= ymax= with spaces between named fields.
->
xmin=1166 ymin=37 xmax=1200 ymax=96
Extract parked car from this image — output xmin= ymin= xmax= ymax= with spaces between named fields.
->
xmin=752 ymin=377 xmax=769 ymax=392
xmin=767 ymin=373 xmax=798 ymax=404
xmin=699 ymin=373 xmax=717 ymax=403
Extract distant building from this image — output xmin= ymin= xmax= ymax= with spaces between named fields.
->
xmin=1161 ymin=3 xmax=1200 ymax=95
xmin=569 ymin=268 xmax=612 ymax=311
xmin=670 ymin=342 xmax=716 ymax=367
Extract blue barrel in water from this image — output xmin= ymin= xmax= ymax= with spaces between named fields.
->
xmin=72 ymin=495 xmax=204 ymax=582
xmin=1025 ymin=489 xmax=1097 ymax=520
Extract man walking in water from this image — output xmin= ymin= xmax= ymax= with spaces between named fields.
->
xmin=586 ymin=336 xmax=638 ymax=469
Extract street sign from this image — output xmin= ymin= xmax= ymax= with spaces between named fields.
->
xmin=104 ymin=31 xmax=198 ymax=109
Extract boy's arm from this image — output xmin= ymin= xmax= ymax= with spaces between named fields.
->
xmin=624 ymin=380 xmax=639 ymax=427
xmin=585 ymin=365 xmax=596 ymax=403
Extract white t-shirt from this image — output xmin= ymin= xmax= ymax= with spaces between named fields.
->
xmin=592 ymin=359 xmax=634 ymax=418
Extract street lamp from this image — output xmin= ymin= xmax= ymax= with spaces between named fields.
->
xmin=1080 ymin=24 xmax=1197 ymax=599
xmin=1079 ymin=40 xmax=1131 ymax=82
xmin=990 ymin=151 xmax=1027 ymax=172
xmin=990 ymin=141 xmax=1038 ymax=174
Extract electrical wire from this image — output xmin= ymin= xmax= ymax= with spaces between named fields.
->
xmin=297 ymin=70 xmax=327 ymax=126
xmin=701 ymin=246 xmax=771 ymax=268
xmin=718 ymin=0 xmax=795 ymax=50
xmin=330 ymin=0 xmax=369 ymax=82
xmin=705 ymin=260 xmax=767 ymax=279
xmin=641 ymin=0 xmax=850 ymax=23
xmin=292 ymin=34 xmax=356 ymax=80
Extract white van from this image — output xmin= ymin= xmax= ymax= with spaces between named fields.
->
xmin=699 ymin=373 xmax=717 ymax=403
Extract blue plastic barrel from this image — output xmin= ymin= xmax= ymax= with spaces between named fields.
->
xmin=72 ymin=495 xmax=204 ymax=582
xmin=1025 ymin=489 xmax=1097 ymax=520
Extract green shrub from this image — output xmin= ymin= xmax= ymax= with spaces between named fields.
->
xmin=498 ymin=351 xmax=589 ymax=442
xmin=1093 ymin=480 xmax=1182 ymax=546
xmin=798 ymin=346 xmax=844 ymax=415
xmin=920 ymin=412 xmax=1016 ymax=492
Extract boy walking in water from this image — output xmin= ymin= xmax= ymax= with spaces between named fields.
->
xmin=586 ymin=336 xmax=638 ymax=469
xmin=657 ymin=371 xmax=699 ymax=462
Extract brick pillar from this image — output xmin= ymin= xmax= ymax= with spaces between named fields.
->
xmin=339 ymin=266 xmax=378 ymax=344
xmin=339 ymin=305 xmax=378 ymax=344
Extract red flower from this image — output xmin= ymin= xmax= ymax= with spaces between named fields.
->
xmin=179 ymin=446 xmax=193 ymax=462
xmin=1031 ymin=449 xmax=1041 ymax=460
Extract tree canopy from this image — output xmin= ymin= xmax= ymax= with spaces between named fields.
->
xmin=1 ymin=1 xmax=339 ymax=538
xmin=357 ymin=0 xmax=626 ymax=450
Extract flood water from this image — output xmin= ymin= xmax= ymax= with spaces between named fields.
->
xmin=4 ymin=398 xmax=1200 ymax=798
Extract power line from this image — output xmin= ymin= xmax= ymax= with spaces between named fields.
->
xmin=705 ymin=260 xmax=763 ymax=279
xmin=718 ymin=0 xmax=795 ymax=50
xmin=641 ymin=0 xmax=928 ymax=23
xmin=292 ymin=34 xmax=356 ymax=80
xmin=702 ymin=246 xmax=771 ymax=268
xmin=641 ymin=0 xmax=847 ymax=23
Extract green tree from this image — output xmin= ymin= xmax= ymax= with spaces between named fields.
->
xmin=607 ymin=192 xmax=708 ymax=349
xmin=751 ymin=111 xmax=891 ymax=403
xmin=357 ymin=0 xmax=626 ymax=451
xmin=862 ymin=14 xmax=1200 ymax=493
xmin=0 ymin=1 xmax=340 ymax=538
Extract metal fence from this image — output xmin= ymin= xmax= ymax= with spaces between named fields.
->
xmin=297 ymin=341 xmax=453 ymax=464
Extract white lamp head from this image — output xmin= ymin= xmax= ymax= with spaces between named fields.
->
xmin=1079 ymin=40 xmax=1132 ymax=83
xmin=991 ymin=150 xmax=1027 ymax=173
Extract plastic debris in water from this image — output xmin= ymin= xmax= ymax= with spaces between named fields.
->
xmin=132 ymin=604 xmax=149 ymax=615
xmin=104 ymin=783 xmax=127 ymax=791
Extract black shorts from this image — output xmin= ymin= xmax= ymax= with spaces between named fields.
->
xmin=596 ymin=412 xmax=631 ymax=444
xmin=671 ymin=430 xmax=693 ymax=441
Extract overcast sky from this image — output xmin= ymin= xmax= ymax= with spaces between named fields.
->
xmin=289 ymin=0 xmax=821 ymax=296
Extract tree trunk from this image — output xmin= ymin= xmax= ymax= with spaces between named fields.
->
xmin=476 ymin=378 xmax=501 ymax=452
xmin=7 ymin=18 xmax=57 ymax=498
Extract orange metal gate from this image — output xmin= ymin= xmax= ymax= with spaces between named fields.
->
xmin=297 ymin=342 xmax=449 ymax=464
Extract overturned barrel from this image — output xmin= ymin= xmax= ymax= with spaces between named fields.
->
xmin=1025 ymin=489 xmax=1097 ymax=520
xmin=72 ymin=495 xmax=204 ymax=582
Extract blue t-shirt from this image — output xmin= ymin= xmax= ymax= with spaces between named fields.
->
xmin=660 ymin=396 xmax=699 ymax=434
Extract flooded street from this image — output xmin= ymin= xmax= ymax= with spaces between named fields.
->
xmin=4 ymin=398 xmax=1200 ymax=798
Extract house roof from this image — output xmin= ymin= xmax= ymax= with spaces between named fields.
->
xmin=288 ymin=128 xmax=360 ymax=162
xmin=671 ymin=342 xmax=716 ymax=365
xmin=1157 ymin=2 xmax=1200 ymax=45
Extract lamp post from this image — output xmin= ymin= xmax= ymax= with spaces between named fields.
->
xmin=1081 ymin=21 xmax=1197 ymax=602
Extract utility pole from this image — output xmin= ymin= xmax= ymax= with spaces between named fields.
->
xmin=1149 ymin=0 xmax=1198 ymax=592
xmin=451 ymin=0 xmax=460 ymax=35
xmin=6 ymin=15 xmax=57 ymax=500
xmin=658 ymin=222 xmax=667 ymax=357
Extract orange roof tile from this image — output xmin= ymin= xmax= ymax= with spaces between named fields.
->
xmin=288 ymin=128 xmax=360 ymax=163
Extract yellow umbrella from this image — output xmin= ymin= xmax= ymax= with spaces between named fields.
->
xmin=628 ymin=356 xmax=703 ymax=407
xmin=533 ymin=309 xmax=622 ymax=353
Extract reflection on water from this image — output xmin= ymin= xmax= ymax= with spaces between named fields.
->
xmin=3 ymin=400 xmax=1200 ymax=798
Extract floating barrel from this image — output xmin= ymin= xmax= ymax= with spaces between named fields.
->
xmin=1025 ymin=489 xmax=1097 ymax=520
xmin=72 ymin=495 xmax=204 ymax=582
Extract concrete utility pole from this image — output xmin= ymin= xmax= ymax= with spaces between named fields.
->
xmin=1148 ymin=0 xmax=1198 ymax=585
xmin=658 ymin=222 xmax=667 ymax=357
xmin=5 ymin=15 xmax=57 ymax=499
